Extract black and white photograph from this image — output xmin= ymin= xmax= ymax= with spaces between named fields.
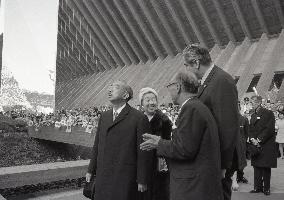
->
xmin=0 ymin=0 xmax=284 ymax=199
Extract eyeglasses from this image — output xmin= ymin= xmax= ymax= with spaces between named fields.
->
xmin=184 ymin=59 xmax=200 ymax=69
xmin=166 ymin=82 xmax=179 ymax=88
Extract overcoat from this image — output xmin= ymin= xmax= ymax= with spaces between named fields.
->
xmin=198 ymin=66 xmax=239 ymax=169
xmin=147 ymin=110 xmax=172 ymax=200
xmin=235 ymin=114 xmax=249 ymax=170
xmin=157 ymin=98 xmax=223 ymax=200
xmin=249 ymin=106 xmax=277 ymax=168
xmin=87 ymin=104 xmax=153 ymax=200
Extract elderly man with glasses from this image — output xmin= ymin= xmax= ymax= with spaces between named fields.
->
xmin=140 ymin=72 xmax=223 ymax=200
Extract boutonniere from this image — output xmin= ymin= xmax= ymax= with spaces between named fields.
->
xmin=257 ymin=117 xmax=260 ymax=120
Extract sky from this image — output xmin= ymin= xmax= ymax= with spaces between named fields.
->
xmin=2 ymin=0 xmax=59 ymax=95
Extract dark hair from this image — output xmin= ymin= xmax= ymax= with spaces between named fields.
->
xmin=118 ymin=80 xmax=133 ymax=102
xmin=183 ymin=44 xmax=212 ymax=66
xmin=175 ymin=72 xmax=199 ymax=94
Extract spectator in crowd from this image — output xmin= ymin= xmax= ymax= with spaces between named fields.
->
xmin=183 ymin=44 xmax=239 ymax=200
xmin=249 ymin=95 xmax=277 ymax=196
xmin=138 ymin=87 xmax=172 ymax=200
xmin=276 ymin=113 xmax=284 ymax=159
xmin=140 ymin=72 xmax=223 ymax=200
xmin=277 ymin=104 xmax=284 ymax=115
xmin=237 ymin=102 xmax=249 ymax=184
xmin=86 ymin=80 xmax=153 ymax=200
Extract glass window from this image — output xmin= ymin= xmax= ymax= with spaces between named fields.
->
xmin=246 ymin=74 xmax=261 ymax=93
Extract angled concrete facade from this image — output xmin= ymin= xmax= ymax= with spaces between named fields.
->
xmin=55 ymin=0 xmax=284 ymax=108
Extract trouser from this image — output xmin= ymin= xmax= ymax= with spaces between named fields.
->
xmin=254 ymin=167 xmax=271 ymax=191
xmin=138 ymin=172 xmax=170 ymax=200
xmin=222 ymin=167 xmax=234 ymax=200
xmin=222 ymin=150 xmax=238 ymax=200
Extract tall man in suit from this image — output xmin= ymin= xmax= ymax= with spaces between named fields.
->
xmin=237 ymin=103 xmax=249 ymax=183
xmin=140 ymin=72 xmax=223 ymax=200
xmin=249 ymin=95 xmax=277 ymax=195
xmin=183 ymin=44 xmax=239 ymax=200
xmin=85 ymin=80 xmax=153 ymax=200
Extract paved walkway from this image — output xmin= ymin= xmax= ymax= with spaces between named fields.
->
xmin=238 ymin=159 xmax=284 ymax=193
xmin=9 ymin=159 xmax=284 ymax=200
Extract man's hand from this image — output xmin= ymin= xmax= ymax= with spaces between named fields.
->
xmin=250 ymin=138 xmax=259 ymax=146
xmin=140 ymin=133 xmax=161 ymax=151
xmin=138 ymin=183 xmax=147 ymax=192
xmin=86 ymin=173 xmax=92 ymax=183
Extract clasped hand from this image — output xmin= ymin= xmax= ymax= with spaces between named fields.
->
xmin=250 ymin=138 xmax=260 ymax=146
xmin=140 ymin=133 xmax=161 ymax=151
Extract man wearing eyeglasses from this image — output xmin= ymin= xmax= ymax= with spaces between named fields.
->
xmin=183 ymin=44 xmax=239 ymax=200
xmin=140 ymin=72 xmax=223 ymax=200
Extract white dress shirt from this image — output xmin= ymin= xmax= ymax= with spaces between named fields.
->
xmin=200 ymin=64 xmax=215 ymax=85
xmin=113 ymin=104 xmax=126 ymax=120
xmin=180 ymin=97 xmax=193 ymax=110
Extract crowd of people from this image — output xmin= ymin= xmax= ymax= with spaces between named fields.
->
xmin=1 ymin=104 xmax=180 ymax=134
xmin=1 ymin=44 xmax=284 ymax=200
xmin=83 ymin=44 xmax=283 ymax=200
xmin=0 ymin=106 xmax=108 ymax=133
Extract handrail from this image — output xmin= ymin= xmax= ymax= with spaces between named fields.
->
xmin=0 ymin=160 xmax=89 ymax=189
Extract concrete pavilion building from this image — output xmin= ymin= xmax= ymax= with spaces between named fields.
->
xmin=55 ymin=0 xmax=284 ymax=109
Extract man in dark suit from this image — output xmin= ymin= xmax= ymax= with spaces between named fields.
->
xmin=237 ymin=106 xmax=249 ymax=184
xmin=183 ymin=44 xmax=239 ymax=200
xmin=140 ymin=72 xmax=223 ymax=200
xmin=85 ymin=80 xmax=153 ymax=200
xmin=249 ymin=95 xmax=277 ymax=195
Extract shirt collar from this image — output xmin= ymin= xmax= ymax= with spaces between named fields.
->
xmin=147 ymin=115 xmax=154 ymax=122
xmin=181 ymin=97 xmax=193 ymax=109
xmin=201 ymin=63 xmax=215 ymax=85
xmin=113 ymin=104 xmax=126 ymax=115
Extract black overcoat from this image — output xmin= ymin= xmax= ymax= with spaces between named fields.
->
xmin=249 ymin=107 xmax=277 ymax=168
xmin=87 ymin=104 xmax=153 ymax=200
xmin=235 ymin=114 xmax=249 ymax=170
xmin=198 ymin=66 xmax=239 ymax=169
xmin=147 ymin=110 xmax=172 ymax=200
xmin=157 ymin=98 xmax=223 ymax=200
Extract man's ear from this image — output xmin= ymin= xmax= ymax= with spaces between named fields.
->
xmin=123 ymin=92 xmax=129 ymax=100
xmin=176 ymin=83 xmax=181 ymax=94
xmin=196 ymin=60 xmax=200 ymax=70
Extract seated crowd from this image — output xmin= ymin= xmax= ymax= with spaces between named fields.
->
xmin=0 ymin=98 xmax=283 ymax=133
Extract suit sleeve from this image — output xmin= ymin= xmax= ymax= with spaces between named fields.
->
xmin=162 ymin=116 xmax=173 ymax=140
xmin=87 ymin=116 xmax=101 ymax=175
xmin=136 ymin=114 xmax=153 ymax=185
xmin=157 ymin=106 xmax=205 ymax=160
xmin=212 ymin=78 xmax=239 ymax=169
xmin=257 ymin=111 xmax=275 ymax=144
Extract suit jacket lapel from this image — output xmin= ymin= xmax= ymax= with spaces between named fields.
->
xmin=108 ymin=104 xmax=131 ymax=131
xmin=251 ymin=107 xmax=264 ymax=125
xmin=255 ymin=107 xmax=264 ymax=125
xmin=197 ymin=65 xmax=218 ymax=98
xmin=197 ymin=84 xmax=207 ymax=98
xmin=250 ymin=113 xmax=257 ymax=125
